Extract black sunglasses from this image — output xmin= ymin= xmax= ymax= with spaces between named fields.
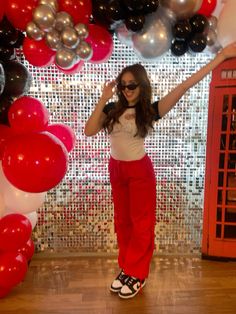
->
xmin=117 ymin=83 xmax=140 ymax=91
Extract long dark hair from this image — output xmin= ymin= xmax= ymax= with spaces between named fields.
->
xmin=103 ymin=63 xmax=156 ymax=138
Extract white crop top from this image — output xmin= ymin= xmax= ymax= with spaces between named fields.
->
xmin=103 ymin=102 xmax=160 ymax=161
xmin=110 ymin=107 xmax=145 ymax=161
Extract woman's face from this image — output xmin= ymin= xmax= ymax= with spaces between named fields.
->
xmin=120 ymin=71 xmax=141 ymax=106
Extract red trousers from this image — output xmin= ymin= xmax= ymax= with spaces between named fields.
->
xmin=109 ymin=154 xmax=156 ymax=280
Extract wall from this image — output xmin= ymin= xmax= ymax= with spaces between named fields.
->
xmin=25 ymin=36 xmax=213 ymax=255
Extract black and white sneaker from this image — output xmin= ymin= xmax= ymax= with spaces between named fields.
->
xmin=118 ymin=276 xmax=146 ymax=299
xmin=110 ymin=270 xmax=129 ymax=293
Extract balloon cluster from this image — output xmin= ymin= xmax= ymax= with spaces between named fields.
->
xmin=0 ymin=213 xmax=34 ymax=299
xmin=26 ymin=0 xmax=93 ymax=70
xmin=0 ymin=0 xmax=113 ymax=73
xmin=92 ymin=0 xmax=160 ymax=33
xmin=115 ymin=0 xmax=219 ymax=61
xmin=0 ymin=96 xmax=76 ymax=194
xmin=0 ymin=17 xmax=25 ymax=63
xmin=0 ymin=16 xmax=30 ymax=125
xmin=171 ymin=14 xmax=209 ymax=56
xmin=0 ymin=95 xmax=76 ymax=297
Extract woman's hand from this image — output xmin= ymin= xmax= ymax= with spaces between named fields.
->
xmin=100 ymin=80 xmax=117 ymax=102
xmin=220 ymin=42 xmax=236 ymax=60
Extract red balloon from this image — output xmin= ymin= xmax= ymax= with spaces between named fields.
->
xmin=8 ymin=96 xmax=50 ymax=134
xmin=0 ymin=285 xmax=12 ymax=298
xmin=0 ymin=1 xmax=5 ymax=22
xmin=46 ymin=123 xmax=76 ymax=152
xmin=23 ymin=37 xmax=55 ymax=67
xmin=5 ymin=0 xmax=38 ymax=31
xmin=58 ymin=0 xmax=92 ymax=24
xmin=17 ymin=238 xmax=35 ymax=261
xmin=0 ymin=252 xmax=28 ymax=288
xmin=0 ymin=214 xmax=32 ymax=252
xmin=0 ymin=125 xmax=14 ymax=160
xmin=56 ymin=60 xmax=84 ymax=75
xmin=86 ymin=24 xmax=113 ymax=63
xmin=198 ymin=0 xmax=217 ymax=17
xmin=2 ymin=132 xmax=68 ymax=192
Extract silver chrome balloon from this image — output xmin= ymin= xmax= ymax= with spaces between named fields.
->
xmin=0 ymin=63 xmax=5 ymax=96
xmin=132 ymin=11 xmax=172 ymax=61
xmin=206 ymin=29 xmax=218 ymax=47
xmin=74 ymin=23 xmax=89 ymax=40
xmin=55 ymin=48 xmax=77 ymax=69
xmin=160 ymin=0 xmax=203 ymax=19
xmin=61 ymin=26 xmax=79 ymax=49
xmin=33 ymin=4 xmax=56 ymax=32
xmin=45 ymin=29 xmax=62 ymax=50
xmin=55 ymin=12 xmax=74 ymax=32
xmin=75 ymin=41 xmax=93 ymax=61
xmin=38 ymin=0 xmax=58 ymax=12
xmin=208 ymin=15 xmax=218 ymax=30
xmin=26 ymin=21 xmax=45 ymax=41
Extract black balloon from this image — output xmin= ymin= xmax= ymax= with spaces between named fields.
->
xmin=0 ymin=63 xmax=5 ymax=96
xmin=143 ymin=0 xmax=159 ymax=14
xmin=188 ymin=33 xmax=207 ymax=53
xmin=3 ymin=60 xmax=32 ymax=97
xmin=173 ymin=20 xmax=192 ymax=40
xmin=13 ymin=31 xmax=25 ymax=48
xmin=171 ymin=39 xmax=188 ymax=56
xmin=189 ymin=14 xmax=209 ymax=34
xmin=124 ymin=0 xmax=144 ymax=12
xmin=107 ymin=0 xmax=125 ymax=21
xmin=0 ymin=46 xmax=16 ymax=62
xmin=92 ymin=0 xmax=113 ymax=27
xmin=0 ymin=94 xmax=13 ymax=125
xmin=0 ymin=17 xmax=18 ymax=46
xmin=125 ymin=15 xmax=145 ymax=32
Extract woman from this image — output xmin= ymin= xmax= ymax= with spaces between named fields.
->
xmin=84 ymin=43 xmax=236 ymax=299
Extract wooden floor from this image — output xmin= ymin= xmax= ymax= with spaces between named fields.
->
xmin=1 ymin=255 xmax=236 ymax=314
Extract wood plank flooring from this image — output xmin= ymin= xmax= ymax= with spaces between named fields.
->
xmin=0 ymin=255 xmax=236 ymax=314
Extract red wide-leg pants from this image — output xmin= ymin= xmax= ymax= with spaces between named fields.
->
xmin=109 ymin=154 xmax=156 ymax=280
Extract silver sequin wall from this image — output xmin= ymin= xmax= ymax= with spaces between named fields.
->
xmin=22 ymin=36 xmax=213 ymax=255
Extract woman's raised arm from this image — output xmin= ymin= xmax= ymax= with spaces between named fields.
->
xmin=157 ymin=42 xmax=236 ymax=118
xmin=84 ymin=80 xmax=116 ymax=136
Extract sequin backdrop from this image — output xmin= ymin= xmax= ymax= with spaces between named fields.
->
xmin=23 ymin=36 xmax=213 ymax=254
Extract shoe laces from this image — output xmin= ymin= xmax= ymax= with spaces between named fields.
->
xmin=117 ymin=271 xmax=128 ymax=282
xmin=126 ymin=276 xmax=139 ymax=288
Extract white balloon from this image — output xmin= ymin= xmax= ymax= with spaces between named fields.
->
xmin=24 ymin=211 xmax=38 ymax=229
xmin=115 ymin=23 xmax=133 ymax=47
xmin=0 ymin=193 xmax=5 ymax=218
xmin=217 ymin=0 xmax=236 ymax=47
xmin=4 ymin=187 xmax=46 ymax=214
xmin=0 ymin=161 xmax=6 ymax=191
xmin=212 ymin=0 xmax=226 ymax=18
xmin=0 ymin=162 xmax=46 ymax=214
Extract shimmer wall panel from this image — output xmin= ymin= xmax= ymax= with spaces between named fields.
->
xmin=24 ymin=36 xmax=213 ymax=254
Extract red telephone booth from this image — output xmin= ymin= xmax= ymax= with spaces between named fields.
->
xmin=202 ymin=58 xmax=236 ymax=259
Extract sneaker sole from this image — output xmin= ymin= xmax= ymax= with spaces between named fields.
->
xmin=110 ymin=286 xmax=122 ymax=293
xmin=118 ymin=280 xmax=146 ymax=299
